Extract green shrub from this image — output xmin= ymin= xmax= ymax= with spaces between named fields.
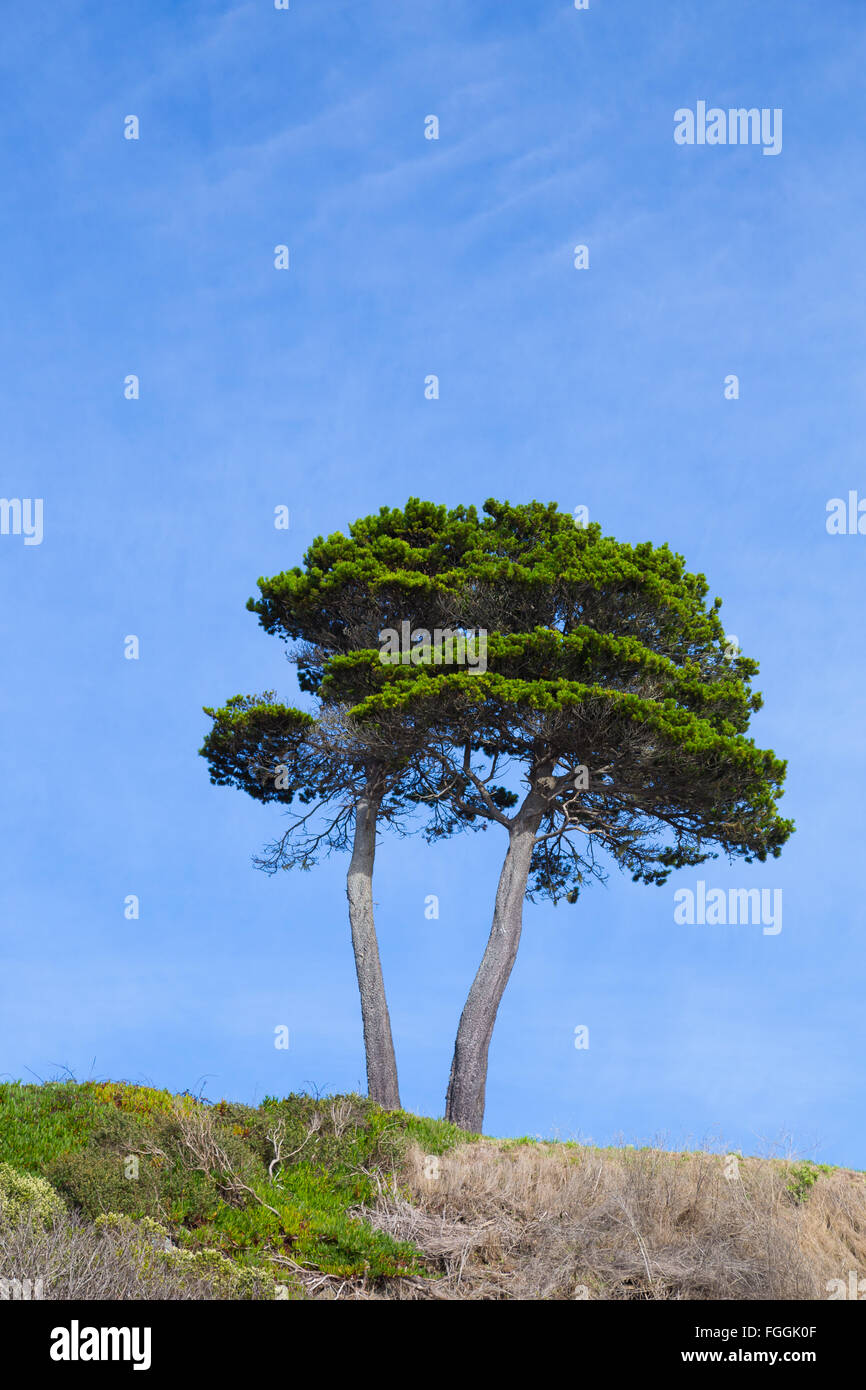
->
xmin=46 ymin=1114 xmax=234 ymax=1228
xmin=0 ymin=1161 xmax=65 ymax=1227
xmin=786 ymin=1161 xmax=833 ymax=1203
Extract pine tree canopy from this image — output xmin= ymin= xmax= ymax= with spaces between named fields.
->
xmin=278 ymin=498 xmax=795 ymax=896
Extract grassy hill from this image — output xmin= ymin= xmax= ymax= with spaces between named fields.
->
xmin=0 ymin=1080 xmax=862 ymax=1300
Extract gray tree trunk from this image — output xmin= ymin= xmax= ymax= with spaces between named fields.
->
xmin=346 ymin=788 xmax=401 ymax=1109
xmin=444 ymin=785 xmax=546 ymax=1132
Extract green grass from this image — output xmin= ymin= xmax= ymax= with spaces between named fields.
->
xmin=0 ymin=1080 xmax=475 ymax=1289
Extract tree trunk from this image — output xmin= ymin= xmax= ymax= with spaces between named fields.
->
xmin=346 ymin=788 xmax=401 ymax=1109
xmin=444 ymin=789 xmax=545 ymax=1132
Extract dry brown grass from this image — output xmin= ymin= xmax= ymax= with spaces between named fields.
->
xmin=355 ymin=1141 xmax=866 ymax=1300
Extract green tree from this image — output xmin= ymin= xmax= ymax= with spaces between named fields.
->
xmin=318 ymin=499 xmax=794 ymax=1132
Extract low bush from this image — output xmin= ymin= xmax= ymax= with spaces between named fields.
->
xmin=0 ymin=1162 xmax=65 ymax=1228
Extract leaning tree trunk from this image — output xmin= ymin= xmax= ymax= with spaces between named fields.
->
xmin=346 ymin=787 xmax=401 ymax=1110
xmin=445 ymin=788 xmax=545 ymax=1132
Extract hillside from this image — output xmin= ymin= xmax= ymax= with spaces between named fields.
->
xmin=0 ymin=1081 xmax=861 ymax=1301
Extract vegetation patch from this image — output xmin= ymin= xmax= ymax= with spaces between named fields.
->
xmin=0 ymin=1080 xmax=473 ymax=1296
xmin=0 ymin=1161 xmax=65 ymax=1228
xmin=785 ymin=1160 xmax=834 ymax=1204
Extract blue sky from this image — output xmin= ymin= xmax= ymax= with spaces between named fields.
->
xmin=2 ymin=0 xmax=865 ymax=1166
